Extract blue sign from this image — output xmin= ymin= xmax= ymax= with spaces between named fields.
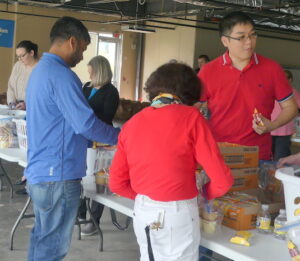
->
xmin=0 ymin=19 xmax=15 ymax=48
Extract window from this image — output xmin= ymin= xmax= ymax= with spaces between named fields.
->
xmin=73 ymin=32 xmax=123 ymax=89
xmin=98 ymin=33 xmax=122 ymax=88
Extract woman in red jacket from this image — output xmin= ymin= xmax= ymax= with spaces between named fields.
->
xmin=109 ymin=62 xmax=233 ymax=261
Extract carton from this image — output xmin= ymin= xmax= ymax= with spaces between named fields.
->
xmin=218 ymin=143 xmax=259 ymax=169
xmin=229 ymin=168 xmax=259 ymax=192
xmin=245 ymin=188 xmax=285 ymax=216
xmin=214 ymin=191 xmax=260 ymax=230
xmin=214 ymin=188 xmax=285 ymax=231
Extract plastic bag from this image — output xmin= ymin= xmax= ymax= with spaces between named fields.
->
xmin=0 ymin=116 xmax=18 ymax=148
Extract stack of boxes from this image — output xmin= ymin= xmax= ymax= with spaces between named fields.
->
xmin=214 ymin=143 xmax=285 ymax=230
xmin=218 ymin=142 xmax=259 ymax=192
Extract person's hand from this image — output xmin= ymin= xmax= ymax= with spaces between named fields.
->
xmin=277 ymin=153 xmax=300 ymax=168
xmin=15 ymin=102 xmax=26 ymax=110
xmin=252 ymin=113 xmax=271 ymax=135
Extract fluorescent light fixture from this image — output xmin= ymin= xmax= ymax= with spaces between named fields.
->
xmin=121 ymin=25 xmax=156 ymax=34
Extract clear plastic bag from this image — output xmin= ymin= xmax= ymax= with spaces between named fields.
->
xmin=258 ymin=161 xmax=284 ymax=202
xmin=0 ymin=116 xmax=19 ymax=148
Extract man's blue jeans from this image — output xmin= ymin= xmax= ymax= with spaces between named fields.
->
xmin=27 ymin=179 xmax=81 ymax=261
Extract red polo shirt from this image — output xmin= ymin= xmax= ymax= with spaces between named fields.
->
xmin=199 ymin=52 xmax=293 ymax=160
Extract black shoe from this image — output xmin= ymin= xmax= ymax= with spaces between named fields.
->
xmin=14 ymin=179 xmax=26 ymax=186
xmin=15 ymin=188 xmax=27 ymax=195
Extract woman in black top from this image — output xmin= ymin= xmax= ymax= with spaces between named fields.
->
xmin=79 ymin=55 xmax=119 ymax=236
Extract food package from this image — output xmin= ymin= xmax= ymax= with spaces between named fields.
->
xmin=94 ymin=168 xmax=112 ymax=195
xmin=258 ymin=161 xmax=284 ymax=202
xmin=287 ymin=240 xmax=300 ymax=261
xmin=230 ymin=231 xmax=252 ymax=246
xmin=213 ymin=191 xmax=260 ymax=230
xmin=0 ymin=117 xmax=18 ymax=148
xmin=200 ymin=200 xmax=224 ymax=234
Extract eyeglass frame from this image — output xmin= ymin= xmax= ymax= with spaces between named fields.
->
xmin=222 ymin=32 xmax=258 ymax=42
xmin=16 ymin=52 xmax=28 ymax=60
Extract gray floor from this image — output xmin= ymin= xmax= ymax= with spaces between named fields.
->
xmin=0 ymin=160 xmax=140 ymax=261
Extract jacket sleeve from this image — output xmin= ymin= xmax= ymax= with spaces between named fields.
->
xmin=109 ymin=130 xmax=137 ymax=199
xmin=192 ymin=112 xmax=233 ymax=200
xmin=53 ymin=70 xmax=120 ymax=145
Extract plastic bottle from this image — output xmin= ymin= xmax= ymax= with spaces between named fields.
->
xmin=256 ymin=204 xmax=272 ymax=234
xmin=273 ymin=209 xmax=287 ymax=239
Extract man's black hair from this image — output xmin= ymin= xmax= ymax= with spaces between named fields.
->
xmin=219 ymin=11 xmax=255 ymax=37
xmin=50 ymin=16 xmax=91 ymax=44
xmin=198 ymin=55 xmax=210 ymax=62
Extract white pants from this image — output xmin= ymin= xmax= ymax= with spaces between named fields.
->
xmin=133 ymin=195 xmax=200 ymax=261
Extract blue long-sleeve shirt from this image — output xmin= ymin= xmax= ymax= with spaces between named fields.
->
xmin=24 ymin=53 xmax=120 ymax=184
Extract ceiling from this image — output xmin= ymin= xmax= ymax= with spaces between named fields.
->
xmin=2 ymin=0 xmax=300 ymax=35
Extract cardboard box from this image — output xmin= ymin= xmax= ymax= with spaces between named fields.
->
xmin=218 ymin=143 xmax=259 ymax=169
xmin=229 ymin=168 xmax=259 ymax=192
xmin=214 ymin=188 xmax=285 ymax=231
xmin=244 ymin=188 xmax=285 ymax=215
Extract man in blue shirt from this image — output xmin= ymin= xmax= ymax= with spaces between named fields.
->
xmin=25 ymin=16 xmax=120 ymax=261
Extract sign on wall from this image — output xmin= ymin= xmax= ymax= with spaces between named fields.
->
xmin=0 ymin=19 xmax=15 ymax=48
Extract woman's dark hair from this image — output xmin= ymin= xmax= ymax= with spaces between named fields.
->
xmin=16 ymin=40 xmax=38 ymax=59
xmin=219 ymin=11 xmax=255 ymax=37
xmin=144 ymin=63 xmax=201 ymax=106
xmin=50 ymin=16 xmax=90 ymax=44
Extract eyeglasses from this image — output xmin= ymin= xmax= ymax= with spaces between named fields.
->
xmin=16 ymin=52 xmax=28 ymax=59
xmin=223 ymin=32 xmax=258 ymax=42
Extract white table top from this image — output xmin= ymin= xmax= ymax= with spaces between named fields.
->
xmin=0 ymin=148 xmax=27 ymax=166
xmin=83 ymin=182 xmax=290 ymax=261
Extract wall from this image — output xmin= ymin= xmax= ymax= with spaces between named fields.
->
xmin=0 ymin=3 xmax=16 ymax=94
xmin=141 ymin=18 xmax=197 ymax=100
xmin=0 ymin=3 xmax=138 ymax=99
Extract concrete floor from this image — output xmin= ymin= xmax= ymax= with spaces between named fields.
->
xmin=0 ymin=161 xmax=140 ymax=261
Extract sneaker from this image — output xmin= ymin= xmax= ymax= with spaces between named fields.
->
xmin=15 ymin=188 xmax=27 ymax=195
xmin=14 ymin=179 xmax=26 ymax=186
xmin=81 ymin=223 xmax=98 ymax=236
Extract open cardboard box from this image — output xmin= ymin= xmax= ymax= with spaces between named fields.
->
xmin=244 ymin=188 xmax=285 ymax=215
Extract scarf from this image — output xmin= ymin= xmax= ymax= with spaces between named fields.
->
xmin=151 ymin=93 xmax=182 ymax=106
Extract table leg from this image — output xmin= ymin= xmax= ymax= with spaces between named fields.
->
xmin=110 ymin=209 xmax=132 ymax=231
xmin=0 ymin=173 xmax=2 ymax=191
xmin=10 ymin=197 xmax=34 ymax=250
xmin=85 ymin=197 xmax=103 ymax=251
xmin=0 ymin=159 xmax=14 ymax=198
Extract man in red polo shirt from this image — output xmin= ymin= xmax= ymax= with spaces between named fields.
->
xmin=198 ymin=11 xmax=297 ymax=160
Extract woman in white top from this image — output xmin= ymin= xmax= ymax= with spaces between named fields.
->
xmin=7 ymin=40 xmax=39 ymax=110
